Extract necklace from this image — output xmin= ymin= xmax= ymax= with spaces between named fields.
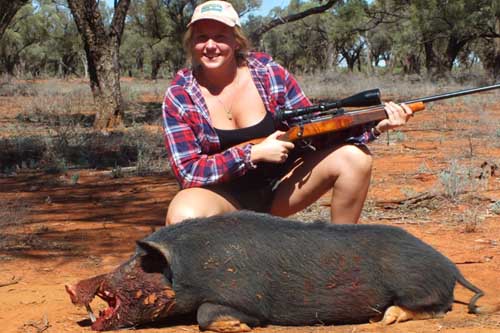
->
xmin=214 ymin=72 xmax=240 ymax=121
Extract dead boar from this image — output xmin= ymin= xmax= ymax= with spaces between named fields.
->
xmin=66 ymin=210 xmax=497 ymax=332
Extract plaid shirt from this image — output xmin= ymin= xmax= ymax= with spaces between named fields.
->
xmin=162 ymin=52 xmax=375 ymax=188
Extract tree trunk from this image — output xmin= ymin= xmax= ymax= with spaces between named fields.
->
xmin=423 ymin=39 xmax=446 ymax=79
xmin=325 ymin=43 xmax=336 ymax=70
xmin=136 ymin=47 xmax=144 ymax=79
xmin=151 ymin=57 xmax=162 ymax=80
xmin=2 ymin=54 xmax=18 ymax=75
xmin=343 ymin=52 xmax=356 ymax=72
xmin=445 ymin=35 xmax=468 ymax=72
xmin=403 ymin=53 xmax=420 ymax=75
xmin=493 ymin=15 xmax=500 ymax=80
xmin=67 ymin=0 xmax=131 ymax=130
xmin=0 ymin=0 xmax=29 ymax=40
xmin=485 ymin=14 xmax=500 ymax=80
xmin=80 ymin=52 xmax=88 ymax=79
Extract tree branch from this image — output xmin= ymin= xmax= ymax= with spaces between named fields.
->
xmin=249 ymin=0 xmax=340 ymax=43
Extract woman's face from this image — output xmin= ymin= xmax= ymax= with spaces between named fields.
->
xmin=191 ymin=20 xmax=239 ymax=71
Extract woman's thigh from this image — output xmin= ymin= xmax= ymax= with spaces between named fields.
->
xmin=269 ymin=144 xmax=372 ymax=217
xmin=166 ymin=187 xmax=240 ymax=225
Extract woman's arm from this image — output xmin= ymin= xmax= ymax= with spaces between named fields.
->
xmin=162 ymin=86 xmax=255 ymax=188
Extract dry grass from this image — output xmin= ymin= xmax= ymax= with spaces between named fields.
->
xmin=0 ymin=197 xmax=32 ymax=252
xmin=1 ymin=78 xmax=168 ymax=175
xmin=298 ymin=71 xmax=466 ymax=101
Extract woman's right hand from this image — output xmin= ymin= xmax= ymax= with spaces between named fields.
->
xmin=250 ymin=131 xmax=295 ymax=164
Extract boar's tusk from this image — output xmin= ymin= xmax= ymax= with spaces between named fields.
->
xmin=86 ymin=304 xmax=96 ymax=323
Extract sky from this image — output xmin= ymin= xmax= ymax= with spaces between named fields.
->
xmin=253 ymin=0 xmax=290 ymax=16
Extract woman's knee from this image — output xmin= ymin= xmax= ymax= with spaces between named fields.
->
xmin=165 ymin=187 xmax=237 ymax=225
xmin=166 ymin=189 xmax=204 ymax=225
xmin=166 ymin=203 xmax=199 ymax=225
xmin=335 ymin=145 xmax=373 ymax=174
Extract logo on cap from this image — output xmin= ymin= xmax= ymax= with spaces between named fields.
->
xmin=201 ymin=4 xmax=223 ymax=13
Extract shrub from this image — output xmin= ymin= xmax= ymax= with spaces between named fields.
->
xmin=438 ymin=160 xmax=474 ymax=200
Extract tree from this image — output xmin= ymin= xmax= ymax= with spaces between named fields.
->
xmin=0 ymin=2 xmax=51 ymax=76
xmin=365 ymin=24 xmax=393 ymax=69
xmin=405 ymin=0 xmax=496 ymax=78
xmin=328 ymin=0 xmax=369 ymax=72
xmin=127 ymin=0 xmax=193 ymax=80
xmin=0 ymin=0 xmax=29 ymax=40
xmin=67 ymin=0 xmax=131 ymax=130
xmin=46 ymin=1 xmax=83 ymax=77
xmin=476 ymin=2 xmax=500 ymax=80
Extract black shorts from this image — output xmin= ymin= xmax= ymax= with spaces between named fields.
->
xmin=205 ymin=149 xmax=305 ymax=213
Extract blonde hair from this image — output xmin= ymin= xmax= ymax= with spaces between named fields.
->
xmin=182 ymin=25 xmax=251 ymax=66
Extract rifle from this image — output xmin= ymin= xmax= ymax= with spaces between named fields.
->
xmin=243 ymin=83 xmax=500 ymax=146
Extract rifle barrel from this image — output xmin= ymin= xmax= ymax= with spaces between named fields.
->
xmin=405 ymin=83 xmax=500 ymax=104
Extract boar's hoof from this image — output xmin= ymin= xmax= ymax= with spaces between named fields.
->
xmin=203 ymin=319 xmax=251 ymax=333
xmin=197 ymin=303 xmax=257 ymax=332
xmin=381 ymin=305 xmax=444 ymax=325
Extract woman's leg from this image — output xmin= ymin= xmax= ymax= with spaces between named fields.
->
xmin=270 ymin=144 xmax=373 ymax=224
xmin=166 ymin=187 xmax=240 ymax=225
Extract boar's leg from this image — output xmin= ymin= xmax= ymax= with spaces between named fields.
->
xmin=381 ymin=305 xmax=445 ymax=325
xmin=197 ymin=303 xmax=260 ymax=332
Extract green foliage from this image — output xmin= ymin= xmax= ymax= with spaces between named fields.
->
xmin=0 ymin=0 xmax=82 ymax=77
xmin=0 ymin=0 xmax=498 ymax=81
xmin=260 ymin=1 xmax=336 ymax=72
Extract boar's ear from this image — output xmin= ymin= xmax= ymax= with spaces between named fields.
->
xmin=136 ymin=240 xmax=173 ymax=281
xmin=136 ymin=240 xmax=173 ymax=265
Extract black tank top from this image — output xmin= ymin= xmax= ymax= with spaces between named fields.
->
xmin=214 ymin=112 xmax=275 ymax=151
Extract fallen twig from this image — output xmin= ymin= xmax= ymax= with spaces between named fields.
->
xmin=23 ymin=314 xmax=50 ymax=333
xmin=384 ymin=219 xmax=431 ymax=224
xmin=0 ymin=275 xmax=21 ymax=287
xmin=375 ymin=192 xmax=438 ymax=208
xmin=455 ymin=260 xmax=484 ymax=265
xmin=402 ymin=143 xmax=438 ymax=151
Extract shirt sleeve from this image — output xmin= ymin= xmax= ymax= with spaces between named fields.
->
xmin=346 ymin=125 xmax=380 ymax=144
xmin=162 ymin=86 xmax=255 ymax=189
xmin=283 ymin=69 xmax=312 ymax=110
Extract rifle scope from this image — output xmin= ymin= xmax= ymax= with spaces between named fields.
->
xmin=274 ymin=89 xmax=381 ymax=124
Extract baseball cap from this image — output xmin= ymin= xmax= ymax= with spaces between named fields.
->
xmin=188 ymin=1 xmax=241 ymax=27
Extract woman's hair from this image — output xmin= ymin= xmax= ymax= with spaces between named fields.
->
xmin=182 ymin=25 xmax=251 ymax=66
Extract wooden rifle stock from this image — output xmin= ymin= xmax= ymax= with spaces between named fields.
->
xmin=238 ymin=101 xmax=425 ymax=146
xmin=238 ymin=83 xmax=500 ymax=147
xmin=280 ymin=101 xmax=426 ymax=142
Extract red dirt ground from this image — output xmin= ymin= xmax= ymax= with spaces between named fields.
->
xmin=0 ymin=86 xmax=499 ymax=333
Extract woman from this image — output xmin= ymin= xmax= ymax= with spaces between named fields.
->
xmin=162 ymin=0 xmax=412 ymax=225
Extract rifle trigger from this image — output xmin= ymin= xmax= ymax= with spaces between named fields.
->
xmin=298 ymin=139 xmax=316 ymax=151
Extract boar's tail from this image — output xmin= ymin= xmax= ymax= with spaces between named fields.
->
xmin=458 ymin=274 xmax=483 ymax=314
xmin=456 ymin=273 xmax=496 ymax=314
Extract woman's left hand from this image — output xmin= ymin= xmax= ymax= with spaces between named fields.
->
xmin=375 ymin=102 xmax=413 ymax=134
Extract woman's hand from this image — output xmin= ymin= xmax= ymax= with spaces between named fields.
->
xmin=375 ymin=102 xmax=413 ymax=134
xmin=250 ymin=131 xmax=295 ymax=164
